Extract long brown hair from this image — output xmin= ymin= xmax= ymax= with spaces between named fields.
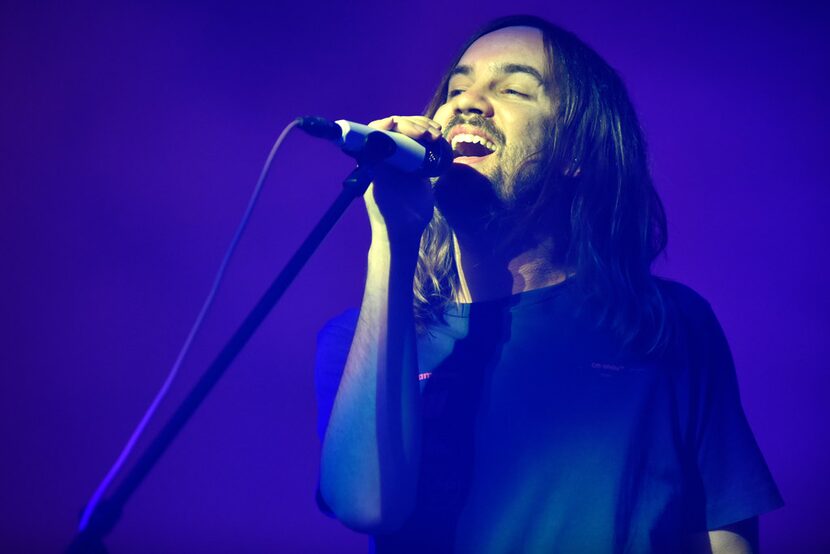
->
xmin=414 ymin=15 xmax=670 ymax=356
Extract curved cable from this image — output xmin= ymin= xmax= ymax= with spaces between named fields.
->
xmin=78 ymin=118 xmax=300 ymax=532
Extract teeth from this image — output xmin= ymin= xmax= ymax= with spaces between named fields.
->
xmin=451 ymin=133 xmax=496 ymax=153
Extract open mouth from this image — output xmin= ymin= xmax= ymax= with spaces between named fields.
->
xmin=451 ymin=133 xmax=497 ymax=159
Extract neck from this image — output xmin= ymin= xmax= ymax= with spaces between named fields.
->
xmin=453 ymin=231 xmax=569 ymax=304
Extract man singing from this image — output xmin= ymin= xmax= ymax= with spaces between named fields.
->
xmin=313 ymin=15 xmax=782 ymax=553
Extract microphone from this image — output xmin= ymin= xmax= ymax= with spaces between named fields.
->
xmin=296 ymin=116 xmax=453 ymax=177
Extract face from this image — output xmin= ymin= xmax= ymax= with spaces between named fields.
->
xmin=434 ymin=26 xmax=557 ymax=204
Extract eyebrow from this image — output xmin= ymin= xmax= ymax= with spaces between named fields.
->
xmin=450 ymin=63 xmax=546 ymax=85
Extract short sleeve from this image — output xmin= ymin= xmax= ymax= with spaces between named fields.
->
xmin=687 ymin=299 xmax=784 ymax=529
xmin=313 ymin=309 xmax=359 ymax=517
xmin=314 ymin=309 xmax=359 ymax=442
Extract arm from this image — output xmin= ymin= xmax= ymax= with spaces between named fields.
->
xmin=678 ymin=291 xmax=782 ymax=552
xmin=318 ymin=116 xmax=442 ymax=533
xmin=708 ymin=517 xmax=759 ymax=554
xmin=686 ymin=517 xmax=759 ymax=553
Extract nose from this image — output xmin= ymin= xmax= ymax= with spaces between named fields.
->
xmin=452 ymin=86 xmax=494 ymax=117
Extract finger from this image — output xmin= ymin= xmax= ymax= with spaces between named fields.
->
xmin=369 ymin=116 xmax=442 ymax=140
xmin=403 ymin=117 xmax=443 ymax=138
xmin=391 ymin=118 xmax=443 ymax=141
xmin=394 ymin=120 xmax=434 ymax=140
xmin=407 ymin=116 xmax=443 ymax=132
xmin=368 ymin=116 xmax=398 ymax=131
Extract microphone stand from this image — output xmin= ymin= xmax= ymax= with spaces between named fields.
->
xmin=66 ymin=161 xmax=376 ymax=553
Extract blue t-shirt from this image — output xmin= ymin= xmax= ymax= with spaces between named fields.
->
xmin=314 ymin=279 xmax=782 ymax=552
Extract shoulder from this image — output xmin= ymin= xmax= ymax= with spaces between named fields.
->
xmin=650 ymin=278 xmax=734 ymax=366
xmin=315 ymin=308 xmax=360 ymax=377
xmin=316 ymin=308 xmax=360 ymax=341
xmin=655 ymin=278 xmax=712 ymax=315
xmin=654 ymin=277 xmax=720 ymax=331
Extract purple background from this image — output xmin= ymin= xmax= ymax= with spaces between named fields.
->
xmin=1 ymin=1 xmax=828 ymax=552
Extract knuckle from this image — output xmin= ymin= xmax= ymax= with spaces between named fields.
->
xmin=368 ymin=116 xmax=396 ymax=130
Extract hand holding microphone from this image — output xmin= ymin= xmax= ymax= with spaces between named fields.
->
xmin=296 ymin=115 xmax=452 ymax=177
xmin=298 ymin=115 xmax=448 ymax=247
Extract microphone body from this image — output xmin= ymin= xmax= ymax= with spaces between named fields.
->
xmin=297 ymin=116 xmax=453 ymax=177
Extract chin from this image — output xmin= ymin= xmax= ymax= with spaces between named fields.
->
xmin=433 ymin=164 xmax=504 ymax=230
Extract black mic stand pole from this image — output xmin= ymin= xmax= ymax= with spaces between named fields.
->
xmin=67 ymin=161 xmax=377 ymax=553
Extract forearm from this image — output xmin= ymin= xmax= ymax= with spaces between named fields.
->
xmin=319 ymin=239 xmax=422 ymax=532
xmin=708 ymin=517 xmax=758 ymax=554
xmin=684 ymin=518 xmax=758 ymax=554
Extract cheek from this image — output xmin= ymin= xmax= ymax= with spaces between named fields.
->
xmin=433 ymin=104 xmax=452 ymax=127
xmin=516 ymin=118 xmax=550 ymax=154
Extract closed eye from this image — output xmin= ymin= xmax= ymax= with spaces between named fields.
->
xmin=448 ymin=89 xmax=465 ymax=98
xmin=503 ymin=88 xmax=529 ymax=97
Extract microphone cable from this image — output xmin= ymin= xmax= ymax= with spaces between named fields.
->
xmin=77 ymin=118 xmax=300 ymax=532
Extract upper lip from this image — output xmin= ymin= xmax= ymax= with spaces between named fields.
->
xmin=445 ymin=125 xmax=498 ymax=147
